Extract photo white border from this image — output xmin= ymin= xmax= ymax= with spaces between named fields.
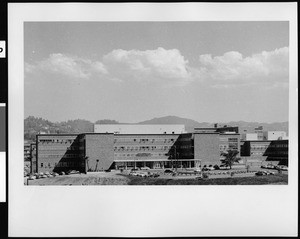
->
xmin=8 ymin=3 xmax=298 ymax=237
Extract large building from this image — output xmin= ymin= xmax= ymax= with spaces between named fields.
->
xmin=33 ymin=124 xmax=242 ymax=173
xmin=31 ymin=124 xmax=289 ymax=173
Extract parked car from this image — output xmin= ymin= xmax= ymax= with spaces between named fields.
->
xmin=219 ymin=165 xmax=230 ymax=170
xmin=141 ymin=166 xmax=151 ymax=170
xmin=194 ymin=168 xmax=202 ymax=173
xmin=255 ymin=171 xmax=267 ymax=176
xmin=202 ymin=166 xmax=215 ymax=171
xmin=129 ymin=171 xmax=139 ymax=176
xmin=207 ymin=165 xmax=215 ymax=171
xmin=53 ymin=172 xmax=59 ymax=177
xmin=28 ymin=175 xmax=36 ymax=180
xmin=137 ymin=172 xmax=149 ymax=177
xmin=276 ymin=165 xmax=288 ymax=171
xmin=66 ymin=170 xmax=80 ymax=175
xmin=164 ymin=169 xmax=175 ymax=174
xmin=59 ymin=171 xmax=65 ymax=175
xmin=262 ymin=164 xmax=276 ymax=169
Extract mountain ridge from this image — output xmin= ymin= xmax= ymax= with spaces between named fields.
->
xmin=24 ymin=115 xmax=288 ymax=141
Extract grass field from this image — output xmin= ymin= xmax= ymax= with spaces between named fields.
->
xmin=124 ymin=174 xmax=288 ymax=185
xmin=26 ymin=171 xmax=288 ymax=185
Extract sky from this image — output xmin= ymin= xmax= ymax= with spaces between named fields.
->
xmin=24 ymin=22 xmax=289 ymax=123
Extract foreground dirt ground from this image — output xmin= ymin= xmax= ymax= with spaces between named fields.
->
xmin=26 ymin=172 xmax=130 ymax=185
xmin=25 ymin=170 xmax=288 ymax=185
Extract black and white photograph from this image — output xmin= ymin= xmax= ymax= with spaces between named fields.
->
xmin=23 ymin=21 xmax=290 ymax=186
xmin=8 ymin=2 xmax=298 ymax=237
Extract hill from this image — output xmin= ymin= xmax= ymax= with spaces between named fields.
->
xmin=138 ymin=116 xmax=288 ymax=134
xmin=24 ymin=116 xmax=288 ymax=141
xmin=138 ymin=115 xmax=212 ymax=132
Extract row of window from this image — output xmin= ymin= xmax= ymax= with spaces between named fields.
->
xmin=268 ymin=144 xmax=288 ymax=148
xmin=38 ymin=154 xmax=79 ymax=158
xmin=40 ymin=162 xmax=83 ymax=168
xmin=265 ymin=151 xmax=288 ymax=155
xmin=180 ymin=145 xmax=192 ymax=149
xmin=114 ymin=146 xmax=173 ymax=151
xmin=115 ymin=153 xmax=168 ymax=157
xmin=39 ymin=139 xmax=75 ymax=143
xmin=114 ymin=138 xmax=176 ymax=143
xmin=219 ymin=137 xmax=239 ymax=142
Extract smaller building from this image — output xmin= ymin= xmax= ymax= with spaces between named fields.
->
xmin=263 ymin=131 xmax=287 ymax=140
xmin=241 ymin=133 xmax=258 ymax=141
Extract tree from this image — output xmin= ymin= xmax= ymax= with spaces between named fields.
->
xmin=220 ymin=149 xmax=240 ymax=169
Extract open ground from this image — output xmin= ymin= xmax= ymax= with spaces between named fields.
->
xmin=25 ymin=167 xmax=288 ymax=186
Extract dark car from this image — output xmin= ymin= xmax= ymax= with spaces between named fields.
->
xmin=255 ymin=171 xmax=267 ymax=176
xmin=164 ymin=169 xmax=175 ymax=174
xmin=66 ymin=170 xmax=80 ymax=175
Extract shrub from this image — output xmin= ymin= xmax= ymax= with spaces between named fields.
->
xmin=202 ymin=173 xmax=209 ymax=179
xmin=213 ymin=164 xmax=220 ymax=170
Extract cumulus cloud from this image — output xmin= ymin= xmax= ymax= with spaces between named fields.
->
xmin=102 ymin=47 xmax=193 ymax=85
xmin=25 ymin=53 xmax=108 ymax=79
xmin=197 ymin=47 xmax=289 ymax=87
xmin=25 ymin=47 xmax=289 ymax=88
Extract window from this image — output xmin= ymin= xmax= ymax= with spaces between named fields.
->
xmin=41 ymin=163 xmax=43 ymax=167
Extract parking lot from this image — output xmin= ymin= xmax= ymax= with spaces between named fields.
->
xmin=24 ymin=166 xmax=287 ymax=185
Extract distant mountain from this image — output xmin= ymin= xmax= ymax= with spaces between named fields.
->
xmin=138 ymin=115 xmax=212 ymax=132
xmin=138 ymin=116 xmax=289 ymax=134
xmin=95 ymin=119 xmax=119 ymax=124
xmin=24 ymin=115 xmax=289 ymax=141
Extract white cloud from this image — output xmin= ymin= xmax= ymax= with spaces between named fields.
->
xmin=25 ymin=53 xmax=107 ymax=79
xmin=102 ymin=47 xmax=193 ymax=86
xmin=197 ymin=47 xmax=289 ymax=87
xmin=25 ymin=47 xmax=289 ymax=88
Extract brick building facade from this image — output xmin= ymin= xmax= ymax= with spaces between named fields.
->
xmin=34 ymin=128 xmax=243 ymax=173
xmin=32 ymin=125 xmax=287 ymax=173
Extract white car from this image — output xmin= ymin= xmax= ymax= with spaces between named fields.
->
xmin=140 ymin=167 xmax=150 ymax=170
xmin=219 ymin=165 xmax=230 ymax=170
xmin=28 ymin=175 xmax=36 ymax=180
xmin=137 ymin=172 xmax=149 ymax=177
